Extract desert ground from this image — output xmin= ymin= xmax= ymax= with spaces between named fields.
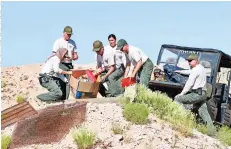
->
xmin=1 ymin=63 xmax=231 ymax=149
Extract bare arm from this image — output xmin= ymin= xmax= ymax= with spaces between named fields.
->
xmin=61 ymin=70 xmax=73 ymax=75
xmin=124 ymin=64 xmax=131 ymax=78
xmin=131 ymin=60 xmax=142 ymax=77
xmin=104 ymin=65 xmax=115 ymax=79
xmin=53 ymin=59 xmax=73 ymax=75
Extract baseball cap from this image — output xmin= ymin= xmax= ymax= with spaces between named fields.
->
xmin=63 ymin=26 xmax=73 ymax=35
xmin=116 ymin=39 xmax=127 ymax=50
xmin=93 ymin=40 xmax=103 ymax=52
xmin=186 ymin=54 xmax=198 ymax=61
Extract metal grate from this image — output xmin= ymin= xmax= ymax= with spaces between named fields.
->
xmin=1 ymin=101 xmax=38 ymax=129
xmin=9 ymin=102 xmax=87 ymax=149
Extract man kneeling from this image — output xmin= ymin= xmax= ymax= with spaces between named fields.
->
xmin=37 ymin=48 xmax=73 ymax=101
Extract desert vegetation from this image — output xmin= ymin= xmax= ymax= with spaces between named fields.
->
xmin=72 ymin=126 xmax=96 ymax=149
xmin=1 ymin=134 xmax=12 ymax=149
xmin=120 ymin=84 xmax=231 ymax=145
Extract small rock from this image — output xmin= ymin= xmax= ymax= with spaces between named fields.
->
xmin=23 ymin=75 xmax=29 ymax=80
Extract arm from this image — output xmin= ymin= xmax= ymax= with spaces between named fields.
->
xmin=130 ymin=49 xmax=142 ymax=77
xmin=53 ymin=59 xmax=73 ymax=75
xmin=131 ymin=59 xmax=142 ymax=77
xmin=124 ymin=54 xmax=131 ymax=77
xmin=124 ymin=64 xmax=131 ymax=78
xmin=61 ymin=70 xmax=72 ymax=75
xmin=103 ymin=65 xmax=115 ymax=79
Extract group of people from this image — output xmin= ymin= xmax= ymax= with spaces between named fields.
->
xmin=92 ymin=35 xmax=154 ymax=97
xmin=36 ymin=26 xmax=214 ymax=129
xmin=36 ymin=26 xmax=154 ymax=101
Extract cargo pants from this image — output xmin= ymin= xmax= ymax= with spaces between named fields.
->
xmin=59 ymin=62 xmax=73 ymax=100
xmin=37 ymin=76 xmax=66 ymax=101
xmin=137 ymin=58 xmax=154 ymax=87
xmin=174 ymin=91 xmax=214 ymax=128
xmin=99 ymin=66 xmax=125 ymax=97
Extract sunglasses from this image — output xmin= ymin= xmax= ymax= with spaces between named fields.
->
xmin=187 ymin=60 xmax=193 ymax=62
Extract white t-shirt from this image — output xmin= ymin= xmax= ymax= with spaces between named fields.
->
xmin=96 ymin=49 xmax=115 ymax=71
xmin=52 ymin=37 xmax=77 ymax=63
xmin=104 ymin=45 xmax=127 ymax=68
xmin=41 ymin=56 xmax=63 ymax=77
xmin=181 ymin=64 xmax=207 ymax=94
xmin=126 ymin=45 xmax=148 ymax=67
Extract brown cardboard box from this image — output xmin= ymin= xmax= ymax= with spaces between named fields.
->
xmin=69 ymin=70 xmax=100 ymax=98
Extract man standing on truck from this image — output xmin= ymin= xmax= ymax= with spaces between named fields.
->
xmin=52 ymin=26 xmax=78 ymax=100
xmin=116 ymin=39 xmax=154 ymax=87
xmin=93 ymin=40 xmax=124 ymax=97
xmin=174 ymin=54 xmax=214 ymax=131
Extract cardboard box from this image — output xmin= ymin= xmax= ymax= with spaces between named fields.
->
xmin=69 ymin=70 xmax=100 ymax=98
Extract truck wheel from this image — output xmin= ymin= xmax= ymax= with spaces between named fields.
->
xmin=223 ymin=108 xmax=231 ymax=127
xmin=206 ymin=98 xmax=218 ymax=121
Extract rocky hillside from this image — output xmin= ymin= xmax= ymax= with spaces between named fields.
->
xmin=1 ymin=63 xmax=231 ymax=149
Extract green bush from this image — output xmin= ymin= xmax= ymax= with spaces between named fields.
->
xmin=16 ymin=95 xmax=25 ymax=104
xmin=196 ymin=124 xmax=217 ymax=137
xmin=217 ymin=125 xmax=231 ymax=146
xmin=72 ymin=127 xmax=96 ymax=149
xmin=122 ymin=84 xmax=196 ymax=136
xmin=111 ymin=122 xmax=124 ymax=134
xmin=123 ymin=103 xmax=149 ymax=125
xmin=1 ymin=134 xmax=11 ymax=149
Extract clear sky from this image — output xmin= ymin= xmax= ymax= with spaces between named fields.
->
xmin=1 ymin=1 xmax=231 ymax=67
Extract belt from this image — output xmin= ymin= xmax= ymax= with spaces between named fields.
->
xmin=191 ymin=88 xmax=206 ymax=95
xmin=39 ymin=73 xmax=59 ymax=81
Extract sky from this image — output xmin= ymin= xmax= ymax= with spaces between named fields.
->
xmin=1 ymin=1 xmax=231 ymax=67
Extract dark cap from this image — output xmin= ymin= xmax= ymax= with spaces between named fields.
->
xmin=93 ymin=40 xmax=103 ymax=52
xmin=116 ymin=39 xmax=127 ymax=50
xmin=63 ymin=26 xmax=73 ymax=35
xmin=154 ymin=68 xmax=161 ymax=73
xmin=186 ymin=54 xmax=198 ymax=61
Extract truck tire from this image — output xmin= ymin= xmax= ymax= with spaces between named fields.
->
xmin=206 ymin=98 xmax=218 ymax=121
xmin=223 ymin=108 xmax=231 ymax=127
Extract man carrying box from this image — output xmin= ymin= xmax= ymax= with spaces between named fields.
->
xmin=93 ymin=40 xmax=124 ymax=97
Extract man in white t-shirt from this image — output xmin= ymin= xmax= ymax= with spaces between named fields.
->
xmin=116 ymin=39 xmax=154 ymax=87
xmin=105 ymin=34 xmax=127 ymax=67
xmin=93 ymin=40 xmax=124 ymax=97
xmin=52 ymin=26 xmax=77 ymax=100
xmin=174 ymin=54 xmax=214 ymax=131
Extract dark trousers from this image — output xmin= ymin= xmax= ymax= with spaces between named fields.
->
xmin=37 ymin=76 xmax=66 ymax=101
xmin=98 ymin=66 xmax=125 ymax=97
xmin=174 ymin=90 xmax=214 ymax=126
xmin=137 ymin=58 xmax=154 ymax=87
xmin=59 ymin=62 xmax=73 ymax=100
